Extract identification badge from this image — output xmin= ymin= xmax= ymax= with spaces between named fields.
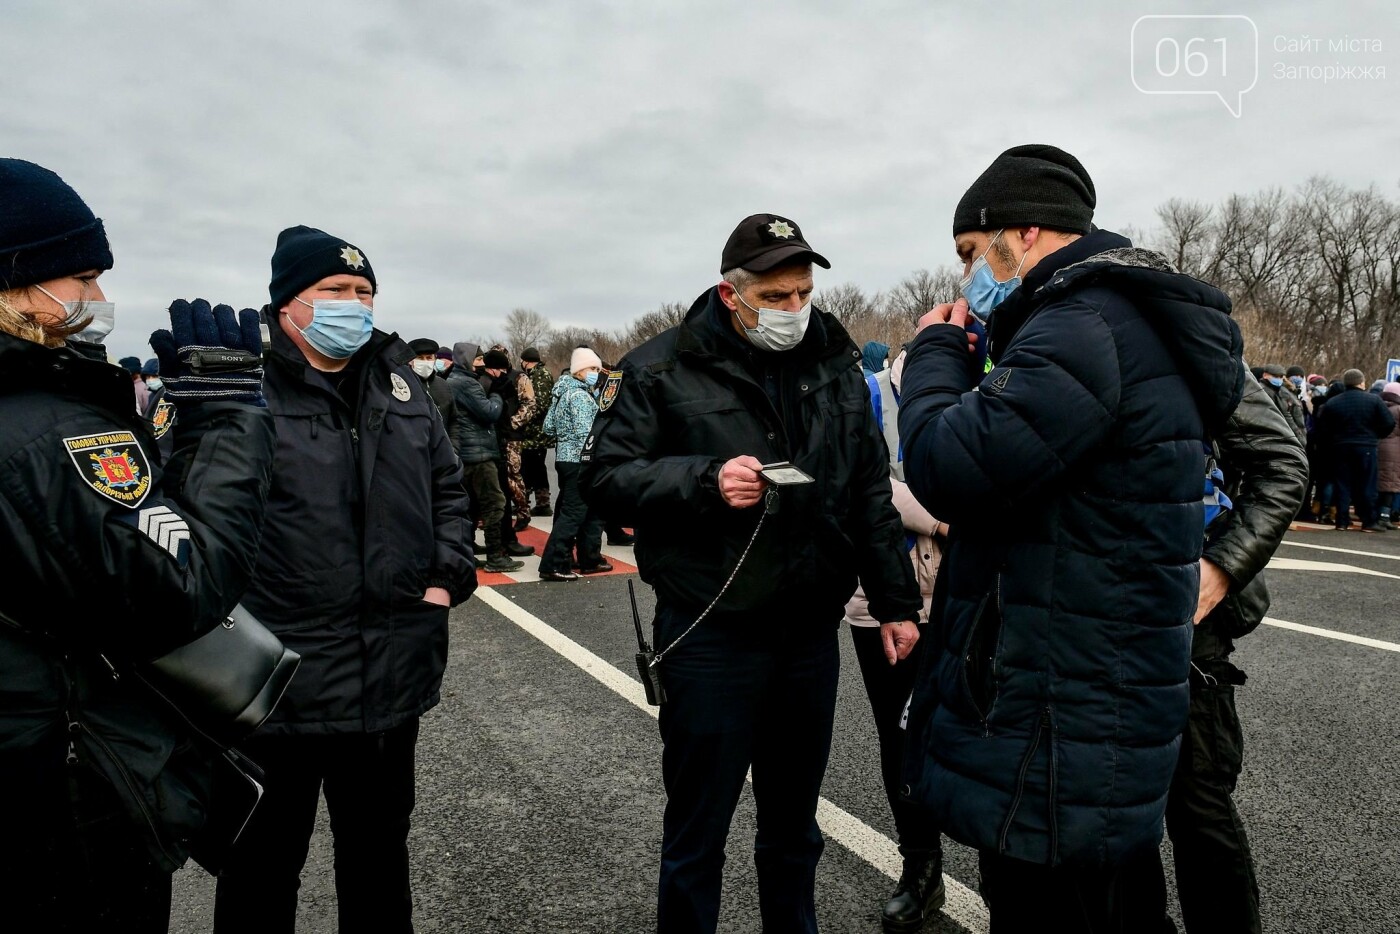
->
xmin=759 ymin=462 xmax=815 ymax=485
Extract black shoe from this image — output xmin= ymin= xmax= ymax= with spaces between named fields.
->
xmin=505 ymin=542 xmax=535 ymax=556
xmin=513 ymin=516 xmax=531 ymax=533
xmin=483 ymin=555 xmax=525 ymax=573
xmin=881 ymin=859 xmax=945 ymax=933
xmin=531 ymin=504 xmax=553 ymax=517
xmin=539 ymin=570 xmax=578 ymax=582
xmin=577 ymin=561 xmax=614 ymax=575
xmin=607 ymin=532 xmax=636 ymax=546
xmin=1363 ymin=522 xmax=1389 ymax=532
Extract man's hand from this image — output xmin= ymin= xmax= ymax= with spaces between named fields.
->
xmin=880 ymin=621 xmax=920 ymax=664
xmin=718 ymin=455 xmax=766 ymax=509
xmin=423 ymin=586 xmax=451 ymax=607
xmin=916 ymin=297 xmax=978 ymax=355
xmin=1195 ymin=558 xmax=1231 ymax=624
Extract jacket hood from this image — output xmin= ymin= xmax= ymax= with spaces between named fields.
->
xmin=991 ymin=229 xmax=1244 ymax=430
xmin=861 ymin=340 xmax=890 ymax=374
xmin=453 ymin=341 xmax=479 ymax=370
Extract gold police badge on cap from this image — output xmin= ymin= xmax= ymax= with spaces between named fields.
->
xmin=65 ymin=430 xmax=154 ymax=508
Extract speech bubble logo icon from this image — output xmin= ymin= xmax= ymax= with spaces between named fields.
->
xmin=1131 ymin=15 xmax=1258 ymax=118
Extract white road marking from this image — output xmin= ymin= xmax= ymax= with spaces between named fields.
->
xmin=1267 ymin=556 xmax=1400 ymax=580
xmin=472 ymin=586 xmax=990 ymax=932
xmin=1279 ymin=539 xmax=1400 ymax=562
xmin=1262 ymin=617 xmax=1400 ymax=654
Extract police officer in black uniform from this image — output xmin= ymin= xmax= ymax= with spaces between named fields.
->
xmin=0 ymin=158 xmax=275 ymax=932
xmin=582 ymin=214 xmax=921 ymax=934
xmin=213 ymin=226 xmax=475 ymax=934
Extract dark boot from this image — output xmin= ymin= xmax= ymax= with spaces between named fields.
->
xmin=881 ymin=858 xmax=945 ymax=933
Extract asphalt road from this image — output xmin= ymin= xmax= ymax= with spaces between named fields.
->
xmin=170 ymin=522 xmax=1400 ymax=933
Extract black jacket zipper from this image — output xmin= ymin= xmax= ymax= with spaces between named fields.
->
xmin=999 ymin=705 xmax=1051 ymax=853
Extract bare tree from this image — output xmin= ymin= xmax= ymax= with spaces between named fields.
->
xmin=880 ymin=269 xmax=961 ymax=319
xmin=503 ymin=308 xmax=553 ymax=358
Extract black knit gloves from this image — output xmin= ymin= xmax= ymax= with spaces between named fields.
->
xmin=149 ymin=299 xmax=265 ymax=406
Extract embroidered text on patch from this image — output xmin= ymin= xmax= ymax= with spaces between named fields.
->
xmin=64 ymin=431 xmax=153 ymax=508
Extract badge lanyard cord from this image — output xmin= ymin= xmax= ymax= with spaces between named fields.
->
xmin=650 ymin=487 xmax=776 ymax=667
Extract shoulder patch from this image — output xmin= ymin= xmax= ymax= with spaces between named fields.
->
xmin=986 ymin=369 xmax=1011 ymax=395
xmin=390 ymin=372 xmax=412 ymax=402
xmin=598 ymin=370 xmax=624 ymax=411
xmin=150 ymin=400 xmax=177 ymax=440
xmin=64 ymin=431 xmax=153 ymax=508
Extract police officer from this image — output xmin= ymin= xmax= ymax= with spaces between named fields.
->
xmin=141 ymin=356 xmax=178 ymax=461
xmin=213 ymin=226 xmax=475 ymax=934
xmin=0 ymin=158 xmax=274 ymax=932
xmin=581 ymin=214 xmax=921 ymax=934
xmin=408 ymin=336 xmax=455 ymax=429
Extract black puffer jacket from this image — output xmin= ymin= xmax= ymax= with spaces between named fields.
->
xmin=240 ymin=325 xmax=474 ymax=735
xmin=0 ymin=332 xmax=275 ymax=870
xmin=898 ymin=231 xmax=1244 ymax=867
xmin=581 ymin=287 xmax=920 ymax=623
xmin=446 ymin=366 xmax=503 ymax=465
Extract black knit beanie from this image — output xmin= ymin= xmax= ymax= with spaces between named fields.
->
xmin=952 ymin=145 xmax=1096 ymax=236
xmin=269 ymin=225 xmax=376 ymax=313
xmin=483 ymin=349 xmax=511 ymax=371
xmin=0 ymin=159 xmax=114 ymax=291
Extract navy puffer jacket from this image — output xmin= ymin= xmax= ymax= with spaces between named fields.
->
xmin=898 ymin=230 xmax=1244 ymax=867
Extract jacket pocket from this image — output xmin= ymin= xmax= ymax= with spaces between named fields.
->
xmin=960 ymin=578 xmax=1004 ymax=722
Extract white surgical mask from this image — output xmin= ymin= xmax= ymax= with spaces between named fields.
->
xmin=36 ymin=284 xmax=116 ymax=344
xmin=733 ymin=292 xmax=811 ymax=352
xmin=411 ymin=359 xmax=435 ymax=379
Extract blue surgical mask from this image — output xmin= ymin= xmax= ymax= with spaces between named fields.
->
xmin=434 ymin=358 xmax=447 ymax=373
xmin=36 ymin=284 xmax=116 ymax=344
xmin=146 ymin=377 xmax=163 ymax=391
xmin=1267 ymin=376 xmax=1284 ymax=387
xmin=1290 ymin=375 xmax=1304 ymax=388
xmin=959 ymin=229 xmax=1027 ymax=323
xmin=291 ymin=297 xmax=373 ymax=359
xmin=584 ymin=370 xmax=600 ymax=387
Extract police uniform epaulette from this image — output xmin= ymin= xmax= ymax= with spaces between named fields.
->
xmin=645 ymin=360 xmax=675 ymax=375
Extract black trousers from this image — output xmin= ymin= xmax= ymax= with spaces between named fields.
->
xmin=848 ymin=623 xmax=940 ymax=861
xmin=5 ymin=762 xmax=173 ymax=934
xmin=495 ymin=458 xmax=520 ymax=545
xmin=655 ymin=607 xmax=840 ymax=934
xmin=1333 ymin=444 xmax=1379 ymax=527
xmin=1165 ymin=660 xmax=1260 ymax=934
xmin=979 ymin=847 xmax=1174 ymax=934
xmin=539 ymin=461 xmax=603 ymax=573
xmin=213 ymin=718 xmax=421 ymax=934
xmin=521 ymin=447 xmax=550 ymax=498
xmin=461 ymin=460 xmax=506 ymax=555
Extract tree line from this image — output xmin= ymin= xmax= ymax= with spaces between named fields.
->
xmin=474 ymin=178 xmax=1400 ymax=380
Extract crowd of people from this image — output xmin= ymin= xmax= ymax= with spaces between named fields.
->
xmin=0 ymin=142 xmax=1323 ymax=934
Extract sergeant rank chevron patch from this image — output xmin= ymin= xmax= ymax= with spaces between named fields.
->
xmin=132 ymin=505 xmax=191 ymax=566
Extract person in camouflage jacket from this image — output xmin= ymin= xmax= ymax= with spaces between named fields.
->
xmin=519 ymin=347 xmax=555 ymax=515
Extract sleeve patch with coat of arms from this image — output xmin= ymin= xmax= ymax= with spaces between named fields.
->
xmin=64 ymin=431 xmax=154 ymax=508
xmin=598 ymin=370 xmax=624 ymax=412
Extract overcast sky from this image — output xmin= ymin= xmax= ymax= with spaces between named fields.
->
xmin=7 ymin=0 xmax=1396 ymax=360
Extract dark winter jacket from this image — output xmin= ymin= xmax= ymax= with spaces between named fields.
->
xmin=421 ymin=372 xmax=456 ymax=433
xmin=142 ymin=382 xmax=178 ymax=462
xmin=581 ymin=287 xmax=921 ymax=623
xmin=1195 ymin=370 xmax=1309 ymax=659
xmin=446 ymin=366 xmax=503 ymax=465
xmin=0 ymin=331 xmax=275 ymax=870
xmin=240 ymin=325 xmax=474 ymax=735
xmin=1261 ymin=379 xmax=1307 ymax=447
xmin=1378 ymin=392 xmax=1400 ymax=493
xmin=1317 ymin=385 xmax=1396 ymax=450
xmin=897 ymin=230 xmax=1244 ymax=868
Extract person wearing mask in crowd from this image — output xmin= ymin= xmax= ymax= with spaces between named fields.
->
xmin=408 ymin=337 xmax=455 ymax=430
xmin=845 ymin=346 xmax=946 ymax=932
xmin=436 ymin=346 xmax=453 ymax=374
xmin=1304 ymin=374 xmax=1334 ymax=522
xmin=120 ymin=354 xmax=150 ymax=413
xmin=538 ymin=347 xmax=609 ymax=581
xmin=1315 ymin=368 xmax=1396 ymax=532
xmin=485 ymin=345 xmax=536 ymax=535
xmin=446 ymin=341 xmax=522 ymax=573
xmin=589 ymin=352 xmax=637 ymax=548
xmin=0 ymin=158 xmax=275 ymax=932
xmin=1376 ymin=382 xmax=1400 ymax=529
xmin=213 ymin=226 xmax=476 ymax=934
xmin=519 ymin=346 xmax=556 ymax=516
xmin=582 ymin=213 xmax=920 ymax=934
xmin=1286 ymin=365 xmax=1309 ymax=409
xmin=1167 ymin=366 xmax=1307 ymax=934
xmin=141 ymin=356 xmax=178 ymax=461
xmin=1260 ymin=363 xmax=1306 ymax=446
xmin=898 ymin=144 xmax=1244 ymax=931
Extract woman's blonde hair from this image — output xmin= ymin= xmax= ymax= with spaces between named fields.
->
xmin=0 ymin=287 xmax=90 ymax=348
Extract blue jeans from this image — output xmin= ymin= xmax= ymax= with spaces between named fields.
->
xmin=655 ymin=605 xmax=840 ymax=934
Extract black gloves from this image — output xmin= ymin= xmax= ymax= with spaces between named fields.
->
xmin=150 ymin=299 xmax=265 ymax=406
